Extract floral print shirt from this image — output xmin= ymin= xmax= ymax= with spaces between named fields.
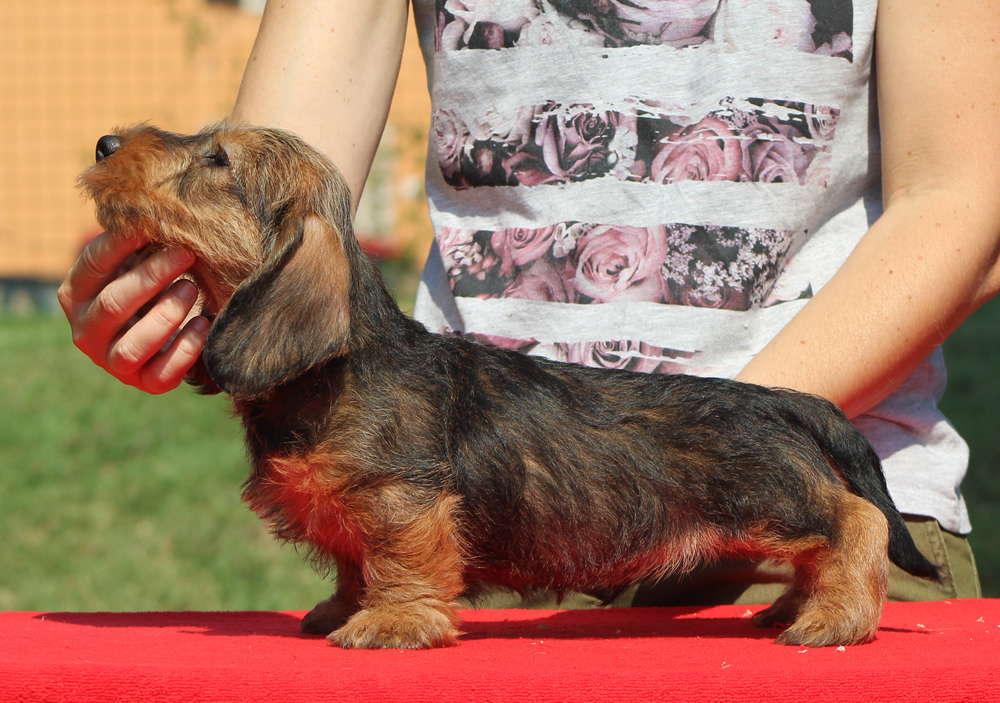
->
xmin=410 ymin=0 xmax=971 ymax=533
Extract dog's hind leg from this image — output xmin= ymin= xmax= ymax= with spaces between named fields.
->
xmin=756 ymin=493 xmax=890 ymax=647
xmin=330 ymin=490 xmax=466 ymax=649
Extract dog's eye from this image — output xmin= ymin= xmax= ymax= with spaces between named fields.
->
xmin=207 ymin=149 xmax=230 ymax=169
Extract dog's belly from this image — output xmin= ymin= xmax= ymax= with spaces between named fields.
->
xmin=460 ymin=519 xmax=726 ymax=596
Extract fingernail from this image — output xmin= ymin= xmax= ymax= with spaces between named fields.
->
xmin=188 ymin=315 xmax=212 ymax=336
xmin=168 ymin=247 xmax=195 ymax=266
xmin=176 ymin=280 xmax=198 ymax=303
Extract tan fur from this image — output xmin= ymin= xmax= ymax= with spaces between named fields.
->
xmin=752 ymin=493 xmax=889 ymax=645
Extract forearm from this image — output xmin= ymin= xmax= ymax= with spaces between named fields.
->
xmin=736 ymin=193 xmax=1000 ymax=418
xmin=737 ymin=0 xmax=1000 ymax=418
xmin=231 ymin=0 xmax=410 ymax=210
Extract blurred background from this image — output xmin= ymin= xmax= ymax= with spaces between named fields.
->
xmin=0 ymin=0 xmax=997 ymax=613
xmin=1 ymin=0 xmax=432 ymax=306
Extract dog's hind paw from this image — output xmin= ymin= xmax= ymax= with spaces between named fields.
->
xmin=329 ymin=600 xmax=461 ymax=649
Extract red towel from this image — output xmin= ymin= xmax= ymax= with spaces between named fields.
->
xmin=2 ymin=600 xmax=998 ymax=702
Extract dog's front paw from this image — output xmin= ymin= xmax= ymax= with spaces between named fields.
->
xmin=774 ymin=608 xmax=878 ymax=647
xmin=751 ymin=593 xmax=803 ymax=630
xmin=301 ymin=597 xmax=360 ymax=635
xmin=329 ymin=600 xmax=461 ymax=649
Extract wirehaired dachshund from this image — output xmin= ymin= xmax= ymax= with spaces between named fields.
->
xmin=78 ymin=123 xmax=940 ymax=649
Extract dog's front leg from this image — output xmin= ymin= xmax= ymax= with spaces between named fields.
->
xmin=301 ymin=558 xmax=364 ymax=635
xmin=329 ymin=489 xmax=466 ymax=650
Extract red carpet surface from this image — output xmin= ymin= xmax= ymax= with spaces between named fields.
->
xmin=2 ymin=600 xmax=998 ymax=702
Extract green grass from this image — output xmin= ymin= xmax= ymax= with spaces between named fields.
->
xmin=938 ymin=297 xmax=1000 ymax=597
xmin=1 ymin=293 xmax=998 ymax=613
xmin=0 ymin=315 xmax=330 ymax=612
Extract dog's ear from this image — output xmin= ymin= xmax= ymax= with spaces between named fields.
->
xmin=203 ymin=211 xmax=351 ymax=398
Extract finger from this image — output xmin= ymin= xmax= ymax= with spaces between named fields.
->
xmin=139 ymin=315 xmax=212 ymax=395
xmin=58 ymin=232 xmax=150 ymax=309
xmin=82 ymin=247 xmax=197 ymax=350
xmin=104 ymin=278 xmax=200 ymax=377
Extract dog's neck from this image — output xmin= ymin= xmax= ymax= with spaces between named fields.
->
xmin=344 ymin=249 xmax=421 ymax=353
xmin=231 ymin=259 xmax=423 ymax=473
xmin=227 ymin=241 xmax=424 ymax=416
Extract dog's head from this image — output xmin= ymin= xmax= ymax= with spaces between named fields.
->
xmin=78 ymin=123 xmax=357 ymax=398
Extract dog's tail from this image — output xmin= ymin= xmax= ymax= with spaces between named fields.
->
xmin=780 ymin=390 xmax=943 ymax=582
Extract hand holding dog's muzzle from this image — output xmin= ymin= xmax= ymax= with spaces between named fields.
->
xmin=58 ymin=231 xmax=208 ymax=394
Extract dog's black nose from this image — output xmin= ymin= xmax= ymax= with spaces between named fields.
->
xmin=95 ymin=135 xmax=122 ymax=162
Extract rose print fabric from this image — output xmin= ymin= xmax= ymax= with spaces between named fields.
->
xmin=441 ymin=221 xmax=807 ymax=310
xmin=465 ymin=333 xmax=693 ymax=375
xmin=435 ymin=0 xmax=853 ymax=60
xmin=434 ymin=99 xmax=837 ymax=189
xmin=419 ymin=0 xmax=852 ymax=356
xmin=410 ymin=0 xmax=973 ymax=531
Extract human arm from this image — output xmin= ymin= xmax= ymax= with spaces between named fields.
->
xmin=735 ymin=0 xmax=1000 ymax=419
xmin=58 ymin=0 xmax=410 ymax=392
xmin=231 ymin=0 xmax=411 ymax=210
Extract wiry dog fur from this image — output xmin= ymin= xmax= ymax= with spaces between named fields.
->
xmin=79 ymin=123 xmax=941 ymax=649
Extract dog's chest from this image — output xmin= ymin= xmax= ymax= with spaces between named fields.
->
xmin=244 ymin=451 xmax=366 ymax=564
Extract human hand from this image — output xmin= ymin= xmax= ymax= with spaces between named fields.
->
xmin=57 ymin=232 xmax=210 ymax=394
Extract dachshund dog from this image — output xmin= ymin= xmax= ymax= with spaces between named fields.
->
xmin=79 ymin=123 xmax=940 ymax=650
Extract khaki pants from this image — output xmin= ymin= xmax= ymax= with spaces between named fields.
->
xmin=470 ymin=516 xmax=982 ymax=610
